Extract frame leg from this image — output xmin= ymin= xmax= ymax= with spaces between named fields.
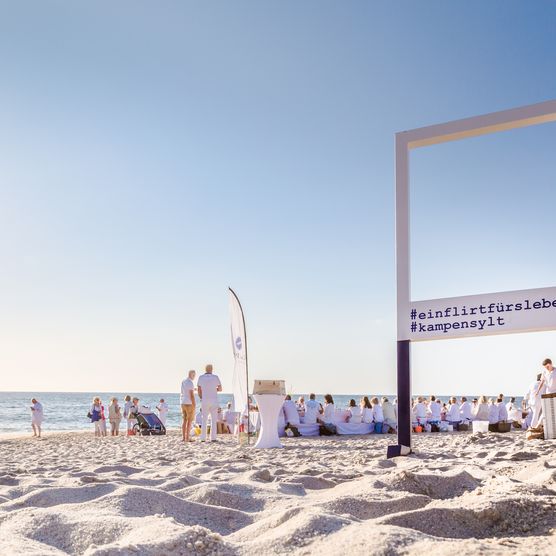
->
xmin=387 ymin=340 xmax=412 ymax=458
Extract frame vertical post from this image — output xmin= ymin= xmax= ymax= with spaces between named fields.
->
xmin=388 ymin=133 xmax=412 ymax=458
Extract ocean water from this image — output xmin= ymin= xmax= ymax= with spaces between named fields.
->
xmin=0 ymin=392 xmax=523 ymax=434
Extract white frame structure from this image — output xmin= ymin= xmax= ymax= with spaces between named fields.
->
xmin=389 ymin=100 xmax=556 ymax=457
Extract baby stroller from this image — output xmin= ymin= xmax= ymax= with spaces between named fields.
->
xmin=133 ymin=406 xmax=166 ymax=436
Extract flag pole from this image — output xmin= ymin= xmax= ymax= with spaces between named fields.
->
xmin=228 ymin=287 xmax=250 ymax=446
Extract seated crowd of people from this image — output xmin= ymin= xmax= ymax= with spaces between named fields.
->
xmin=279 ymin=394 xmax=398 ymax=435
xmin=411 ymin=394 xmax=524 ymax=432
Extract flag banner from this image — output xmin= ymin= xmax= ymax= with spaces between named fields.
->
xmin=229 ymin=288 xmax=248 ymax=415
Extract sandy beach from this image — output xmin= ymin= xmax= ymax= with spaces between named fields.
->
xmin=0 ymin=431 xmax=554 ymax=555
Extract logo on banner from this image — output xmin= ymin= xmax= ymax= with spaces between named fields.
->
xmin=235 ymin=336 xmax=243 ymax=351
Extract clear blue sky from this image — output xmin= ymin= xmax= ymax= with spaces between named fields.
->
xmin=0 ymin=1 xmax=555 ymax=395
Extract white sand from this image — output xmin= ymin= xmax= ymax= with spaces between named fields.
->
xmin=0 ymin=430 xmax=554 ymax=555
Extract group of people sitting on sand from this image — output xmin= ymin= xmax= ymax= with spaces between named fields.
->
xmin=410 ymin=394 xmax=520 ymax=432
xmin=280 ymin=394 xmax=398 ymax=435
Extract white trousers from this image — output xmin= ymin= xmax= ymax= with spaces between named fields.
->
xmin=531 ymin=402 xmax=543 ymax=428
xmin=201 ymin=402 xmax=219 ymax=441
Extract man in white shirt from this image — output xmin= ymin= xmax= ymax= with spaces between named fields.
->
xmin=180 ymin=370 xmax=196 ymax=442
xmin=303 ymin=393 xmax=320 ymax=424
xmin=197 ymin=364 xmax=222 ymax=442
xmin=538 ymin=358 xmax=556 ymax=395
xmin=156 ymin=398 xmax=169 ymax=426
xmin=459 ymin=397 xmax=473 ymax=422
xmin=282 ymin=395 xmax=301 ymax=426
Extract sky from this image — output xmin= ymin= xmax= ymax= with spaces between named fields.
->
xmin=0 ymin=1 xmax=555 ymax=396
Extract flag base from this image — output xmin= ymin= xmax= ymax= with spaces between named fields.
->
xmin=386 ymin=444 xmax=412 ymax=458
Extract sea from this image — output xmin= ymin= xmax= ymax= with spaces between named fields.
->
xmin=0 ymin=392 xmax=524 ymax=435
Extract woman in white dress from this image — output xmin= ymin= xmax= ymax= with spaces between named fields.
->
xmin=31 ymin=398 xmax=44 ymax=438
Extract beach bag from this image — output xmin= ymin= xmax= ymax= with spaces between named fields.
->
xmin=91 ymin=409 xmax=101 ymax=422
xmin=414 ymin=425 xmax=423 ymax=433
xmin=457 ymin=423 xmax=469 ymax=431
xmin=285 ymin=424 xmax=301 ymax=437
xmin=374 ymin=422 xmax=383 ymax=434
xmin=319 ymin=423 xmax=336 ymax=436
xmin=497 ymin=422 xmax=511 ymax=433
xmin=430 ymin=423 xmax=440 ymax=433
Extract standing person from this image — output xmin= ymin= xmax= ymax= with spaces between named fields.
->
xmin=108 ymin=397 xmax=122 ymax=436
xmin=127 ymin=398 xmax=139 ymax=435
xmin=527 ymin=373 xmax=545 ymax=428
xmin=99 ymin=400 xmax=108 ymax=437
xmin=156 ymin=398 xmax=169 ymax=426
xmin=30 ymin=398 xmax=44 ymax=438
xmin=123 ymin=395 xmax=133 ymax=436
xmin=538 ymin=358 xmax=556 ymax=395
xmin=197 ymin=364 xmax=222 ymax=442
xmin=90 ymin=397 xmax=103 ymax=437
xmin=180 ymin=370 xmax=196 ymax=442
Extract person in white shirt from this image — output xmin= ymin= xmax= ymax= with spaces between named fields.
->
xmin=127 ymin=398 xmax=139 ymax=434
xmin=382 ymin=397 xmax=397 ymax=431
xmin=538 ymin=358 xmax=556 ymax=395
xmin=31 ymin=398 xmax=44 ymax=438
xmin=347 ymin=399 xmax=362 ymax=423
xmin=303 ymin=393 xmax=320 ymax=425
xmin=473 ymin=396 xmax=490 ymax=421
xmin=197 ymin=364 xmax=222 ymax=442
xmin=487 ymin=398 xmax=499 ymax=429
xmin=414 ymin=397 xmax=427 ymax=425
xmin=223 ymin=402 xmax=237 ymax=433
xmin=282 ymin=395 xmax=301 ymax=426
xmin=526 ymin=373 xmax=544 ymax=428
xmin=360 ymin=396 xmax=373 ymax=424
xmin=156 ymin=398 xmax=169 ymax=426
xmin=496 ymin=396 xmax=508 ymax=423
xmin=371 ymin=397 xmax=384 ymax=432
xmin=459 ymin=397 xmax=473 ymax=422
xmin=318 ymin=394 xmax=335 ymax=425
xmin=180 ymin=370 xmax=196 ymax=441
xmin=123 ymin=395 xmax=133 ymax=435
xmin=427 ymin=395 xmax=441 ymax=423
xmin=446 ymin=397 xmax=461 ymax=425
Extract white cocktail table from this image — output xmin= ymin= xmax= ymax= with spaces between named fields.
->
xmin=253 ymin=394 xmax=284 ymax=449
